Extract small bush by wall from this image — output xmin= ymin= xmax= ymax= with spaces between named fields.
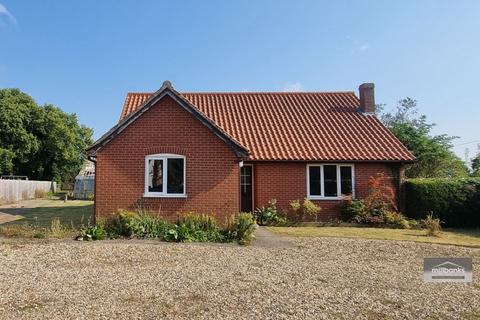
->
xmin=405 ymin=178 xmax=480 ymax=228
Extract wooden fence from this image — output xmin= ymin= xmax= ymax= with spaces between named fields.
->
xmin=0 ymin=180 xmax=56 ymax=204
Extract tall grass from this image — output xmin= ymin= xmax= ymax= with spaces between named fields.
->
xmin=423 ymin=214 xmax=442 ymax=237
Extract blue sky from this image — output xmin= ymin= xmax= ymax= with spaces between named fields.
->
xmin=1 ymin=1 xmax=479 ymax=162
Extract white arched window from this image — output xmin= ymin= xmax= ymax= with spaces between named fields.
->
xmin=144 ymin=154 xmax=186 ymax=197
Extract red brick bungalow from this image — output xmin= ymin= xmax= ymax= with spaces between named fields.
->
xmin=87 ymin=81 xmax=414 ymax=222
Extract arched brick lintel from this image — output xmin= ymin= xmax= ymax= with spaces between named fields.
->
xmin=144 ymin=146 xmax=188 ymax=156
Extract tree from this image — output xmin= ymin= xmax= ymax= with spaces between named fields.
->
xmin=472 ymin=154 xmax=480 ymax=177
xmin=0 ymin=88 xmax=93 ymax=182
xmin=0 ymin=148 xmax=14 ymax=174
xmin=379 ymin=98 xmax=468 ymax=178
xmin=0 ymin=89 xmax=41 ymax=174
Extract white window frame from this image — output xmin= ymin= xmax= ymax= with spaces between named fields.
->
xmin=306 ymin=164 xmax=355 ymax=200
xmin=144 ymin=154 xmax=186 ymax=198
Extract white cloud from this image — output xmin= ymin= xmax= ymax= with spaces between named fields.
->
xmin=0 ymin=3 xmax=17 ymax=24
xmin=359 ymin=44 xmax=369 ymax=51
xmin=283 ymin=82 xmax=304 ymax=92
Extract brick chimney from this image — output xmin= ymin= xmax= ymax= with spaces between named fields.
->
xmin=359 ymin=83 xmax=375 ymax=113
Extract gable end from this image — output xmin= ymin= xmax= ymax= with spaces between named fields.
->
xmin=87 ymin=82 xmax=249 ymax=159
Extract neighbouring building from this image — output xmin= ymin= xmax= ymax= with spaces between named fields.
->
xmin=73 ymin=161 xmax=95 ymax=200
xmin=87 ymin=81 xmax=414 ymax=222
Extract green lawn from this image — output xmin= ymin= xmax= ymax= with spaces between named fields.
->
xmin=269 ymin=226 xmax=480 ymax=248
xmin=5 ymin=199 xmax=93 ymax=228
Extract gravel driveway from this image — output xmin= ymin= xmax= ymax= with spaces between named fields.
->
xmin=0 ymin=237 xmax=479 ymax=319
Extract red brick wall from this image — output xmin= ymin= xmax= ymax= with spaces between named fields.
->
xmin=252 ymin=162 xmax=401 ymax=221
xmin=95 ymin=96 xmax=240 ymax=223
xmin=95 ymin=94 xmax=403 ymax=223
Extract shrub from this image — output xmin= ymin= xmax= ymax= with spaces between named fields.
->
xmin=289 ymin=199 xmax=301 ymax=216
xmin=340 ymin=174 xmax=410 ymax=228
xmin=302 ymin=198 xmax=321 ymax=221
xmin=45 ymin=190 xmax=55 ymax=199
xmin=108 ymin=210 xmax=140 ymax=237
xmin=405 ymin=178 xmax=480 ymax=228
xmin=139 ymin=215 xmax=170 ymax=238
xmin=363 ymin=173 xmax=397 ymax=217
xmin=341 ymin=198 xmax=365 ymax=222
xmin=235 ymin=212 xmax=256 ymax=245
xmin=80 ymin=210 xmax=170 ymax=240
xmin=342 ymin=203 xmax=411 ymax=229
xmin=165 ymin=213 xmax=223 ymax=243
xmin=254 ymin=199 xmax=286 ymax=226
xmin=177 ymin=212 xmax=218 ymax=232
xmin=422 ymin=214 xmax=442 ymax=236
xmin=288 ymin=198 xmax=321 ymax=222
xmin=163 ymin=228 xmax=179 ymax=242
xmin=129 ymin=214 xmax=170 ymax=239
xmin=408 ymin=219 xmax=422 ymax=230
xmin=107 ymin=210 xmax=171 ymax=239
xmin=75 ymin=209 xmax=257 ymax=245
xmin=384 ymin=211 xmax=410 ymax=229
xmin=80 ymin=224 xmax=107 ymax=241
xmin=221 ymin=213 xmax=256 ymax=245
xmin=364 ymin=215 xmax=385 ymax=226
xmin=222 ymin=214 xmax=238 ymax=241
xmin=396 ymin=219 xmax=410 ymax=229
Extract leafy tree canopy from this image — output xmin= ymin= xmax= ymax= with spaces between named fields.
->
xmin=472 ymin=154 xmax=480 ymax=177
xmin=378 ymin=98 xmax=468 ymax=178
xmin=0 ymin=88 xmax=93 ymax=182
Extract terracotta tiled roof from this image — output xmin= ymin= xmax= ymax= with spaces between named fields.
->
xmin=119 ymin=91 xmax=415 ymax=162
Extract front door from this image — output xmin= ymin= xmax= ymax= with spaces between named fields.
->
xmin=240 ymin=165 xmax=253 ymax=213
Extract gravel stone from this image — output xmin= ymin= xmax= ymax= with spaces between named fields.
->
xmin=0 ymin=237 xmax=478 ymax=319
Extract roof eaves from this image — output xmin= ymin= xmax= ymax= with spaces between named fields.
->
xmin=244 ymin=158 xmax=416 ymax=163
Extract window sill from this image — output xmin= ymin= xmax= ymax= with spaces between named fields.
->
xmin=307 ymin=196 xmax=353 ymax=201
xmin=143 ymin=193 xmax=187 ymax=198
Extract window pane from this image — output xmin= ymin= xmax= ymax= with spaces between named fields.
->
xmin=340 ymin=166 xmax=353 ymax=196
xmin=323 ymin=165 xmax=338 ymax=197
xmin=240 ymin=166 xmax=252 ymax=193
xmin=148 ymin=159 xmax=163 ymax=192
xmin=167 ymin=158 xmax=184 ymax=194
xmin=309 ymin=166 xmax=321 ymax=196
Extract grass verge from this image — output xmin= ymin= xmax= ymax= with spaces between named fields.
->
xmin=3 ymin=199 xmax=93 ymax=228
xmin=0 ymin=224 xmax=77 ymax=239
xmin=268 ymin=226 xmax=480 ymax=248
xmin=0 ymin=198 xmax=93 ymax=238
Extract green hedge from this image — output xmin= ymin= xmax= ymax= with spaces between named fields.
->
xmin=405 ymin=178 xmax=480 ymax=228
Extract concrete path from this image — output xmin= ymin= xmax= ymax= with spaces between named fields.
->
xmin=0 ymin=213 xmax=21 ymax=224
xmin=253 ymin=226 xmax=294 ymax=248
